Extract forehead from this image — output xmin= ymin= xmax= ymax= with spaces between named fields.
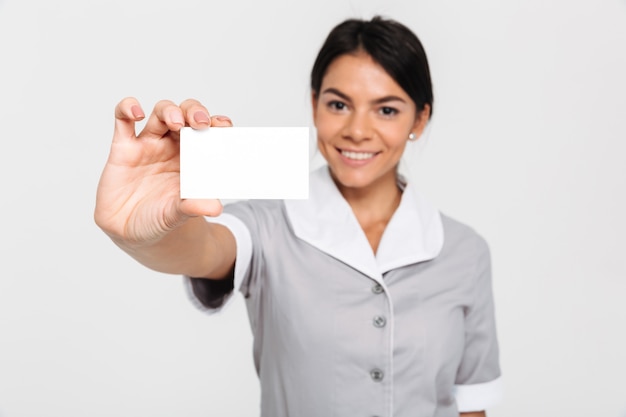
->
xmin=320 ymin=52 xmax=409 ymax=100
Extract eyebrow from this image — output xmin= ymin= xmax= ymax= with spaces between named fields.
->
xmin=321 ymin=87 xmax=407 ymax=105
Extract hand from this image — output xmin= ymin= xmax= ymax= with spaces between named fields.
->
xmin=94 ymin=97 xmax=233 ymax=245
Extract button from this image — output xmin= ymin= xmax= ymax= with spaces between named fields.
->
xmin=373 ymin=315 xmax=387 ymax=328
xmin=371 ymin=284 xmax=384 ymax=294
xmin=370 ymin=368 xmax=384 ymax=382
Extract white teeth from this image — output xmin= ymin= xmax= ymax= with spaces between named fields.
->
xmin=341 ymin=150 xmax=375 ymax=160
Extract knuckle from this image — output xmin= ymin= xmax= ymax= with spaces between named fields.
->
xmin=154 ymin=100 xmax=182 ymax=120
xmin=154 ymin=99 xmax=177 ymax=110
xmin=116 ymin=97 xmax=140 ymax=119
xmin=120 ymin=96 xmax=137 ymax=105
xmin=182 ymin=100 xmax=208 ymax=117
xmin=180 ymin=98 xmax=201 ymax=108
xmin=119 ymin=97 xmax=140 ymax=112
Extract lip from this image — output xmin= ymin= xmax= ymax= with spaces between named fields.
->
xmin=336 ymin=147 xmax=380 ymax=167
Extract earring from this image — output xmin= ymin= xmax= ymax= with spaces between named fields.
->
xmin=408 ymin=133 xmax=417 ymax=141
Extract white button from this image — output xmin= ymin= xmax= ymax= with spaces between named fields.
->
xmin=371 ymin=284 xmax=384 ymax=294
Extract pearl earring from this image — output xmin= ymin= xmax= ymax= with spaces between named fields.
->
xmin=408 ymin=133 xmax=417 ymax=141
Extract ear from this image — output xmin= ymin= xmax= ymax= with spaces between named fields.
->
xmin=311 ymin=91 xmax=319 ymax=125
xmin=410 ymin=104 xmax=431 ymax=139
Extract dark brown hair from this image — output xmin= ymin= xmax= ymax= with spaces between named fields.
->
xmin=311 ymin=16 xmax=434 ymax=117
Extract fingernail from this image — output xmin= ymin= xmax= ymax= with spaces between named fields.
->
xmin=193 ymin=111 xmax=210 ymax=125
xmin=171 ymin=112 xmax=184 ymax=126
xmin=215 ymin=116 xmax=232 ymax=124
xmin=131 ymin=105 xmax=145 ymax=119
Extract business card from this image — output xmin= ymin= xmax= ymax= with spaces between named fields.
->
xmin=180 ymin=126 xmax=309 ymax=199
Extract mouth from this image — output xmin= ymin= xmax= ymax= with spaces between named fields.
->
xmin=338 ymin=148 xmax=379 ymax=161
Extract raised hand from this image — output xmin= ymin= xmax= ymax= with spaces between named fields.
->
xmin=94 ymin=97 xmax=232 ymax=246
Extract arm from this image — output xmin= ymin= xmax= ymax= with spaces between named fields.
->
xmin=460 ymin=412 xmax=486 ymax=417
xmin=95 ymin=97 xmax=236 ymax=279
xmin=113 ymin=216 xmax=236 ymax=279
xmin=454 ymin=237 xmax=503 ymax=413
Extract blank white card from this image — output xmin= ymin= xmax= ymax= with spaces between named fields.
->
xmin=180 ymin=127 xmax=309 ymax=199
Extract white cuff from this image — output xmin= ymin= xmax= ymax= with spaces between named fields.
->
xmin=182 ymin=212 xmax=253 ymax=314
xmin=454 ymin=376 xmax=504 ymax=412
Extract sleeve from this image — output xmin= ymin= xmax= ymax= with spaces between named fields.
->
xmin=453 ymin=236 xmax=504 ymax=412
xmin=183 ymin=211 xmax=253 ymax=314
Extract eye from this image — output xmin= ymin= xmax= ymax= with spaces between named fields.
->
xmin=379 ymin=106 xmax=398 ymax=117
xmin=328 ymin=100 xmax=347 ymax=111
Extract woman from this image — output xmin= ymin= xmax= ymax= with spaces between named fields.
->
xmin=95 ymin=16 xmax=502 ymax=417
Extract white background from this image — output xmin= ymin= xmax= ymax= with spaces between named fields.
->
xmin=1 ymin=0 xmax=625 ymax=416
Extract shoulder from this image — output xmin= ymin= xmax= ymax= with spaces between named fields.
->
xmin=437 ymin=213 xmax=491 ymax=270
xmin=440 ymin=213 xmax=489 ymax=251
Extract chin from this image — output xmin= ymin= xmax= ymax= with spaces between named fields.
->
xmin=329 ymin=166 xmax=379 ymax=190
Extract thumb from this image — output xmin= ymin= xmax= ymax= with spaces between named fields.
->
xmin=179 ymin=199 xmax=224 ymax=218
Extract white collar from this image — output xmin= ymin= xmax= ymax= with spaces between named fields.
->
xmin=284 ymin=165 xmax=444 ymax=282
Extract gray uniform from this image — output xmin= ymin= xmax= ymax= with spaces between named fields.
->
xmin=187 ymin=166 xmax=502 ymax=417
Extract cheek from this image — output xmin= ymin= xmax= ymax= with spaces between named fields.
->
xmin=385 ymin=120 xmax=414 ymax=151
xmin=385 ymin=141 xmax=408 ymax=168
xmin=380 ymin=128 xmax=408 ymax=153
xmin=316 ymin=133 xmax=334 ymax=161
xmin=315 ymin=115 xmax=339 ymax=146
xmin=390 ymin=136 xmax=408 ymax=152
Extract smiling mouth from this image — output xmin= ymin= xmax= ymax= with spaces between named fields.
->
xmin=339 ymin=149 xmax=378 ymax=160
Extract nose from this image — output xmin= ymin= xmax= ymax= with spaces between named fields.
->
xmin=342 ymin=110 xmax=372 ymax=142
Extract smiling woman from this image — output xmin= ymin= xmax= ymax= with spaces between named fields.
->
xmin=94 ymin=16 xmax=502 ymax=417
xmin=314 ymin=54 xmax=427 ymax=185
xmin=313 ymin=52 xmax=430 ymax=252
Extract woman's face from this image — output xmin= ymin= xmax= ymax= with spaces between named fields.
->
xmin=312 ymin=52 xmax=429 ymax=192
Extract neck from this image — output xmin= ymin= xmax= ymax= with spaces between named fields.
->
xmin=331 ymin=169 xmax=403 ymax=253
xmin=338 ymin=176 xmax=402 ymax=216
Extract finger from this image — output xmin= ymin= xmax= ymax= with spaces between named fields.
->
xmin=138 ymin=100 xmax=185 ymax=139
xmin=179 ymin=199 xmax=224 ymax=218
xmin=210 ymin=115 xmax=233 ymax=127
xmin=180 ymin=99 xmax=212 ymax=129
xmin=113 ymin=97 xmax=145 ymax=143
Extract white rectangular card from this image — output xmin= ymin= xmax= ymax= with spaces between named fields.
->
xmin=180 ymin=126 xmax=309 ymax=199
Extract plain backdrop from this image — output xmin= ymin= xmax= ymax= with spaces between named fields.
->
xmin=1 ymin=0 xmax=625 ymax=416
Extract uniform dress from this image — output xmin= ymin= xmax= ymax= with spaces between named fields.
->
xmin=185 ymin=165 xmax=503 ymax=417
